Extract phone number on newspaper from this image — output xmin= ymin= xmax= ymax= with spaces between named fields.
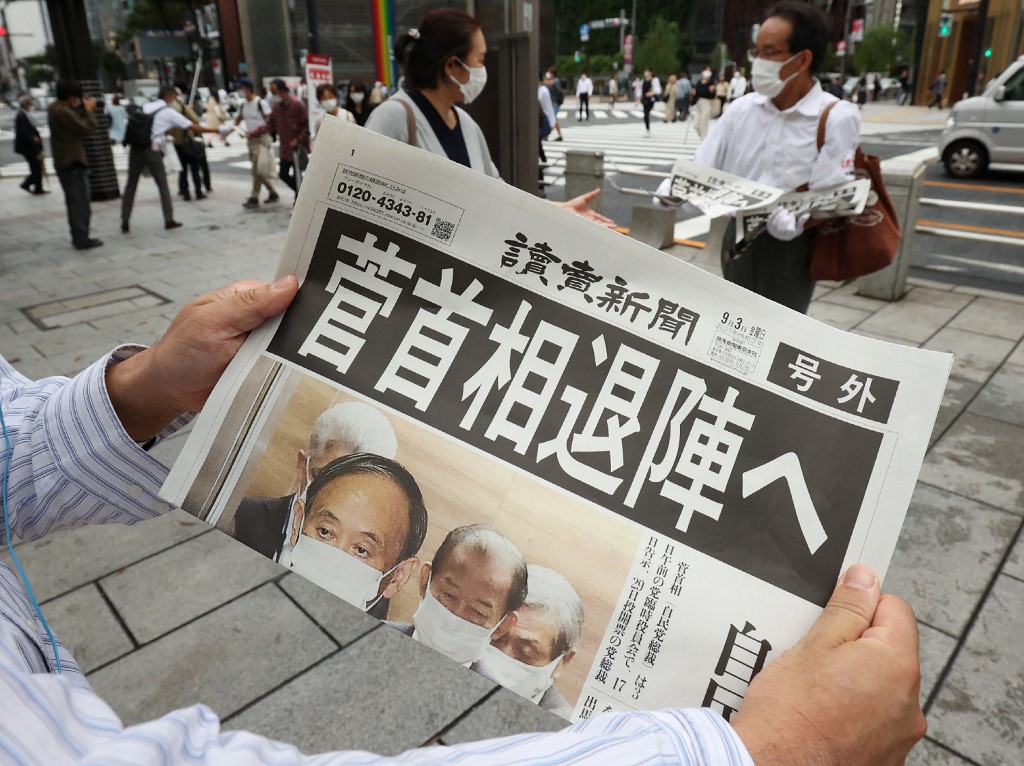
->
xmin=328 ymin=164 xmax=465 ymax=245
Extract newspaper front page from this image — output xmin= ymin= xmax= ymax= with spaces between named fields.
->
xmin=163 ymin=120 xmax=951 ymax=724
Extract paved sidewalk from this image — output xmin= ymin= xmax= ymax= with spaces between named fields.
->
xmin=2 ymin=167 xmax=1023 ymax=765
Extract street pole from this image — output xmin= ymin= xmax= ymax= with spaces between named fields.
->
xmin=306 ymin=0 xmax=319 ymax=54
xmin=839 ymin=0 xmax=853 ymax=79
xmin=965 ymin=0 xmax=990 ymax=97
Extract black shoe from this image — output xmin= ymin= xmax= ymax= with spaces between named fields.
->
xmin=196 ymin=191 xmax=206 ymax=200
xmin=32 ymin=189 xmax=50 ymax=195
xmin=121 ymin=221 xmax=129 ymax=233
xmin=182 ymin=191 xmax=191 ymax=201
xmin=243 ymin=197 xmax=259 ymax=209
xmin=266 ymin=193 xmax=280 ymax=203
xmin=74 ymin=238 xmax=103 ymax=251
xmin=165 ymin=220 xmax=183 ymax=230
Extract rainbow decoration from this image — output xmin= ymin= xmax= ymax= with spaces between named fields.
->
xmin=372 ymin=0 xmax=398 ymax=89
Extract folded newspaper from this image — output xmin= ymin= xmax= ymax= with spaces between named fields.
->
xmin=668 ymin=158 xmax=872 ymax=244
xmin=162 ymin=120 xmax=952 ymax=724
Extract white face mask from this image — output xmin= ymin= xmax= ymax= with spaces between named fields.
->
xmin=351 ymin=92 xmax=365 ymax=104
xmin=701 ymin=70 xmax=712 ymax=82
xmin=288 ymin=533 xmax=396 ymax=611
xmin=751 ymin=52 xmax=801 ymax=98
xmin=320 ymin=98 xmax=338 ymax=112
xmin=413 ymin=578 xmax=503 ymax=664
xmin=479 ymin=644 xmax=561 ymax=702
xmin=450 ymin=59 xmax=487 ymax=104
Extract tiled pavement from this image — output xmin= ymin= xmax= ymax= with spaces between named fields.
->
xmin=2 ymin=160 xmax=1023 ymax=763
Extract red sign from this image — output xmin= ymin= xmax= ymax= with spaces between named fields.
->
xmin=837 ymin=40 xmax=847 ymax=56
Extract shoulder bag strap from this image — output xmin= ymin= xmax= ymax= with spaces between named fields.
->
xmin=398 ymin=99 xmax=417 ymax=147
xmin=816 ymin=99 xmax=838 ymax=151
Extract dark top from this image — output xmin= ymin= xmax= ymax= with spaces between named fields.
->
xmin=14 ymin=110 xmax=41 ymax=157
xmin=47 ymin=102 xmax=96 ymax=172
xmin=405 ymin=88 xmax=471 ymax=169
xmin=695 ymin=81 xmax=717 ymax=101
xmin=547 ymin=80 xmax=564 ymax=107
xmin=347 ymin=100 xmax=375 ymax=127
xmin=233 ymin=494 xmax=292 ymax=560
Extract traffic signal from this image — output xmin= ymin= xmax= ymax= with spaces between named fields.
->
xmin=574 ymin=50 xmax=582 ymax=63
xmin=984 ymin=48 xmax=992 ymax=58
xmin=0 ymin=25 xmax=8 ymax=36
xmin=938 ymin=13 xmax=953 ymax=38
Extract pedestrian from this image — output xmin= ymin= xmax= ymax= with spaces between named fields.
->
xmin=856 ymin=77 xmax=868 ymax=109
xmin=897 ymin=68 xmax=911 ymax=105
xmin=14 ymin=95 xmax=46 ymax=195
xmin=715 ymin=74 xmax=729 ymax=113
xmin=313 ymin=82 xmax=356 ymax=143
xmin=829 ymin=75 xmax=844 ymax=99
xmin=928 ymin=71 xmax=947 ymax=108
xmin=120 ymin=85 xmax=222 ymax=233
xmin=632 ymin=76 xmax=642 ymax=104
xmin=695 ymin=0 xmax=860 ymax=313
xmin=675 ymin=74 xmax=692 ymax=120
xmin=640 ymin=67 xmax=661 ymax=135
xmin=872 ymin=75 xmax=882 ymax=102
xmin=576 ymin=71 xmax=593 ymax=120
xmin=608 ymin=76 xmax=618 ymax=103
xmin=47 ymin=79 xmax=102 ymax=250
xmin=664 ymin=74 xmax=678 ymax=122
xmin=249 ymin=79 xmax=310 ymax=202
xmin=165 ymin=89 xmax=206 ymax=200
xmin=365 ymin=8 xmax=611 ymax=225
xmin=545 ymin=67 xmax=564 ymax=140
xmin=729 ymin=68 xmax=748 ymax=103
xmin=369 ymin=81 xmax=386 ymax=105
xmin=104 ymin=94 xmax=128 ymax=146
xmin=692 ymin=67 xmax=716 ymax=139
xmin=234 ymin=77 xmax=280 ymax=209
xmin=204 ymin=91 xmax=229 ymax=147
xmin=538 ymin=73 xmax=557 ymax=179
xmin=345 ymin=80 xmax=376 ymax=126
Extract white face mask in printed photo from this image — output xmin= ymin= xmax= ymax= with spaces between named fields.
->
xmin=288 ymin=533 xmax=396 ymax=611
xmin=275 ymin=461 xmax=313 ymax=568
xmin=751 ymin=52 xmax=801 ymax=98
xmin=412 ymin=578 xmax=503 ymax=664
xmin=450 ymin=59 xmax=487 ymax=104
xmin=479 ymin=644 xmax=561 ymax=702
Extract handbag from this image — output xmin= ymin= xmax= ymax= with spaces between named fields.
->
xmin=180 ymin=137 xmax=206 ymax=161
xmin=808 ymin=101 xmax=900 ymax=282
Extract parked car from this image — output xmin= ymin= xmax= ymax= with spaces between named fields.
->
xmin=939 ymin=56 xmax=1024 ymax=178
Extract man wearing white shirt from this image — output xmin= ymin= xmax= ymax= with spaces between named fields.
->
xmin=695 ymin=1 xmax=860 ymax=313
xmin=120 ymin=85 xmax=222 ymax=233
xmin=235 ymin=77 xmax=281 ymax=209
xmin=0 ymin=277 xmax=926 ymax=765
xmin=576 ymin=72 xmax=593 ymax=121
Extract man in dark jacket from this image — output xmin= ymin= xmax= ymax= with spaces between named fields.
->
xmin=47 ymin=80 xmax=103 ymax=250
xmin=14 ymin=96 xmax=47 ymax=195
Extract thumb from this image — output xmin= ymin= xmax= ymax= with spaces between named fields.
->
xmin=202 ymin=275 xmax=299 ymax=339
xmin=800 ymin=564 xmax=880 ymax=651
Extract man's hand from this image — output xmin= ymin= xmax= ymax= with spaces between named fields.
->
xmin=106 ymin=276 xmax=299 ymax=441
xmin=553 ymin=188 xmax=617 ymax=228
xmin=766 ymin=206 xmax=810 ymax=241
xmin=732 ymin=565 xmax=927 ymax=766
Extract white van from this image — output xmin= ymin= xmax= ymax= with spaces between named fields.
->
xmin=939 ymin=56 xmax=1024 ymax=178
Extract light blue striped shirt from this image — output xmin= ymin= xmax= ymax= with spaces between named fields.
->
xmin=0 ymin=350 xmax=754 ymax=765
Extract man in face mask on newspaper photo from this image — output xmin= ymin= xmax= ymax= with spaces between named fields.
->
xmin=284 ymin=453 xmax=428 ymax=613
xmin=231 ymin=401 xmax=398 ymax=566
xmin=388 ymin=524 xmax=528 ymax=666
xmin=476 ymin=564 xmax=584 ymax=718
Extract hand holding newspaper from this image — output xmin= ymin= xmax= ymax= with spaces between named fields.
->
xmin=162 ymin=120 xmax=950 ymax=724
xmin=667 ymin=157 xmax=870 ymax=245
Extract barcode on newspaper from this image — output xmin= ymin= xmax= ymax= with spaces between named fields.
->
xmin=431 ymin=218 xmax=456 ymax=241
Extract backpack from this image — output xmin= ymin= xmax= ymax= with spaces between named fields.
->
xmin=123 ymin=103 xmax=166 ymax=149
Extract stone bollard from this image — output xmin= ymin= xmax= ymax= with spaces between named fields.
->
xmin=564 ymin=150 xmax=605 ymax=213
xmin=629 ymin=204 xmax=677 ymax=250
xmin=856 ymin=156 xmax=927 ymax=301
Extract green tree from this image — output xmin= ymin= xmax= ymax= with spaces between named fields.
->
xmin=123 ymin=0 xmax=190 ymax=34
xmin=635 ymin=17 xmax=681 ymax=76
xmin=552 ymin=0 xmax=697 ymax=64
xmin=850 ymin=26 xmax=913 ymax=74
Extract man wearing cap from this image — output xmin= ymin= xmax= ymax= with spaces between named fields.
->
xmin=234 ymin=77 xmax=280 ymax=209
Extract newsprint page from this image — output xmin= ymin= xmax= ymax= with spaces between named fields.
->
xmin=163 ymin=119 xmax=952 ymax=724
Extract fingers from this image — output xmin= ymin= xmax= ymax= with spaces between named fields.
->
xmin=576 ymin=188 xmax=601 ymax=204
xmin=199 ymin=275 xmax=299 ymax=338
xmin=800 ymin=564 xmax=880 ymax=651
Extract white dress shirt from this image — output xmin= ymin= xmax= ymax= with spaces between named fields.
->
xmin=694 ymin=81 xmax=859 ymax=190
xmin=0 ymin=351 xmax=755 ymax=765
xmin=539 ymin=84 xmax=558 ymax=131
xmin=144 ymin=99 xmax=196 ymax=150
xmin=576 ymin=77 xmax=594 ymax=96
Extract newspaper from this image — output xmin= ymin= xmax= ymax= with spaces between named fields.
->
xmin=162 ymin=120 xmax=951 ymax=724
xmin=669 ymin=158 xmax=870 ymax=245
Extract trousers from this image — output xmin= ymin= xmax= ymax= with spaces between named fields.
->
xmin=56 ymin=165 xmax=92 ymax=247
xmin=122 ymin=147 xmax=174 ymax=224
xmin=720 ymin=218 xmax=816 ymax=314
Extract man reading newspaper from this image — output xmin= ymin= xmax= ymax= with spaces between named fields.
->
xmin=1 ymin=278 xmax=926 ymax=765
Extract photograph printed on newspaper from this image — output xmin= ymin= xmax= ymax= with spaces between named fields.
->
xmin=669 ymin=158 xmax=870 ymax=245
xmin=162 ymin=120 xmax=952 ymax=724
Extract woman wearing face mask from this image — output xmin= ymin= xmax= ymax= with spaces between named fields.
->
xmin=692 ymin=68 xmax=717 ymax=139
xmin=313 ymin=82 xmax=355 ymax=143
xmin=365 ymin=8 xmax=614 ymax=226
xmin=694 ymin=0 xmax=860 ymax=314
xmin=345 ymin=80 xmax=375 ymax=126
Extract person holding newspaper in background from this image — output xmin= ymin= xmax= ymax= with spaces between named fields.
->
xmin=694 ymin=1 xmax=860 ymax=313
xmin=2 ymin=274 xmax=926 ymax=764
xmin=365 ymin=8 xmax=614 ymax=227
